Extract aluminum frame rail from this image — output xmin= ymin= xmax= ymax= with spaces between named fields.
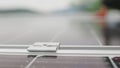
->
xmin=0 ymin=44 xmax=119 ymax=56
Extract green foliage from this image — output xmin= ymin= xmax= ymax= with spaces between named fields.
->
xmin=85 ymin=0 xmax=102 ymax=12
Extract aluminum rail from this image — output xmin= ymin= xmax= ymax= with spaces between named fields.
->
xmin=0 ymin=44 xmax=120 ymax=56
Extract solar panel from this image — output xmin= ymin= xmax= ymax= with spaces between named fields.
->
xmin=0 ymin=55 xmax=114 ymax=68
xmin=28 ymin=56 xmax=112 ymax=68
xmin=0 ymin=55 xmax=34 ymax=68
xmin=0 ymin=14 xmax=119 ymax=68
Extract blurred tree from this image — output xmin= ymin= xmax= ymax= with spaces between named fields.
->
xmin=85 ymin=0 xmax=102 ymax=12
xmin=70 ymin=0 xmax=102 ymax=12
xmin=70 ymin=0 xmax=82 ymax=11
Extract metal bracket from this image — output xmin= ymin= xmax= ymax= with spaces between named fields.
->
xmin=27 ymin=42 xmax=60 ymax=52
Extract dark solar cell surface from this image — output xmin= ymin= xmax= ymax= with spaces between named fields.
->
xmin=0 ymin=55 xmax=34 ymax=68
xmin=0 ymin=55 xmax=113 ymax=68
xmin=29 ymin=56 xmax=112 ymax=68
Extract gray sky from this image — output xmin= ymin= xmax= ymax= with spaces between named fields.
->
xmin=0 ymin=0 xmax=74 ymax=12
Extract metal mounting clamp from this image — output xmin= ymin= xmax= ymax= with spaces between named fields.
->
xmin=27 ymin=42 xmax=60 ymax=52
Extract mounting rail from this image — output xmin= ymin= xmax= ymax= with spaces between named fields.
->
xmin=0 ymin=42 xmax=119 ymax=56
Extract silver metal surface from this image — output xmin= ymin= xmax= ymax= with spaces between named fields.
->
xmin=0 ymin=44 xmax=119 ymax=56
xmin=27 ymin=42 xmax=60 ymax=52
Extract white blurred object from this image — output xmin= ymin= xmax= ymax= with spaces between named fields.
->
xmin=106 ymin=10 xmax=120 ymax=28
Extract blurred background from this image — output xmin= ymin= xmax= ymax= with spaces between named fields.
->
xmin=0 ymin=0 xmax=119 ymax=46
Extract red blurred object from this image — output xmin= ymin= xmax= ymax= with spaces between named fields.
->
xmin=113 ymin=57 xmax=120 ymax=62
xmin=96 ymin=6 xmax=108 ymax=28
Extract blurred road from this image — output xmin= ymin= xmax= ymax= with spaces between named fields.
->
xmin=0 ymin=14 xmax=101 ymax=45
xmin=0 ymin=14 xmax=119 ymax=45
